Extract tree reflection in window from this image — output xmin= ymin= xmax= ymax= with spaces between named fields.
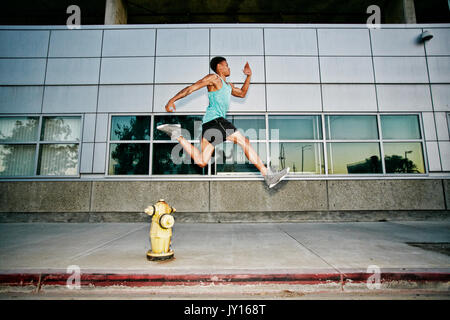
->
xmin=109 ymin=116 xmax=151 ymax=175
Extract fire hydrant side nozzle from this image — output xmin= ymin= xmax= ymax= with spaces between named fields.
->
xmin=145 ymin=199 xmax=176 ymax=261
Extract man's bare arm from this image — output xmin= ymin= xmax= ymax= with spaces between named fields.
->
xmin=231 ymin=62 xmax=252 ymax=98
xmin=165 ymin=74 xmax=216 ymax=112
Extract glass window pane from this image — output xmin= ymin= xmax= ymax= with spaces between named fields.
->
xmin=0 ymin=117 xmax=39 ymax=142
xmin=226 ymin=115 xmax=266 ymax=140
xmin=269 ymin=115 xmax=322 ymax=140
xmin=380 ymin=115 xmax=421 ymax=140
xmin=270 ymin=142 xmax=324 ymax=174
xmin=110 ymin=116 xmax=150 ymax=141
xmin=327 ymin=143 xmax=382 ymax=174
xmin=325 ymin=115 xmax=378 ymax=140
xmin=109 ymin=143 xmax=149 ymax=175
xmin=0 ymin=144 xmax=35 ymax=176
xmin=40 ymin=117 xmax=81 ymax=142
xmin=216 ymin=142 xmax=267 ymax=173
xmin=37 ymin=144 xmax=79 ymax=175
xmin=384 ymin=142 xmax=425 ymax=174
xmin=154 ymin=115 xmax=203 ymax=141
xmin=152 ymin=143 xmax=205 ymax=175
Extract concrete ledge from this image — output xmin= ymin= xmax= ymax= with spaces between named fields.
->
xmin=0 ymin=181 xmax=91 ymax=212
xmin=210 ymin=180 xmax=328 ymax=212
xmin=0 ymin=210 xmax=448 ymax=223
xmin=90 ymin=181 xmax=209 ymax=212
xmin=1 ymin=180 xmax=448 ymax=222
xmin=328 ymin=180 xmax=446 ymax=211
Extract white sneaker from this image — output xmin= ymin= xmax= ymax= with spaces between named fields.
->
xmin=157 ymin=124 xmax=182 ymax=140
xmin=264 ymin=164 xmax=290 ymax=189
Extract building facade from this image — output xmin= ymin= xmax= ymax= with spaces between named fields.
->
xmin=0 ymin=24 xmax=449 ymax=222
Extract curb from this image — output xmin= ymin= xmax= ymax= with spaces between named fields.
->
xmin=1 ymin=272 xmax=449 ymax=290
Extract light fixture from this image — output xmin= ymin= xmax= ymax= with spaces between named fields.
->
xmin=420 ymin=30 xmax=434 ymax=42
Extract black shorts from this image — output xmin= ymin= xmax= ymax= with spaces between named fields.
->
xmin=201 ymin=117 xmax=237 ymax=146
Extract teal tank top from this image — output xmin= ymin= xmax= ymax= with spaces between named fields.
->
xmin=202 ymin=77 xmax=232 ymax=124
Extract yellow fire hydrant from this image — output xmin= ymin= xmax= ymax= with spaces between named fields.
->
xmin=144 ymin=199 xmax=175 ymax=261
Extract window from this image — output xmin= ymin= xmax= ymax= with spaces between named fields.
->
xmin=269 ymin=115 xmax=324 ymax=174
xmin=0 ymin=116 xmax=81 ymax=177
xmin=380 ymin=115 xmax=425 ymax=174
xmin=108 ymin=115 xmax=151 ymax=175
xmin=215 ymin=115 xmax=266 ymax=174
xmin=325 ymin=115 xmax=381 ymax=174
xmin=325 ymin=114 xmax=425 ymax=175
xmin=152 ymin=115 xmax=205 ymax=175
xmin=104 ymin=113 xmax=426 ymax=177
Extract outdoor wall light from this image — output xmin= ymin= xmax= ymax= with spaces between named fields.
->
xmin=420 ymin=30 xmax=434 ymax=42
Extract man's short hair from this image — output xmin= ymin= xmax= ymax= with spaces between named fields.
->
xmin=210 ymin=56 xmax=226 ymax=73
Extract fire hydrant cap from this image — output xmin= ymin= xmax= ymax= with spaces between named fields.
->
xmin=159 ymin=214 xmax=175 ymax=229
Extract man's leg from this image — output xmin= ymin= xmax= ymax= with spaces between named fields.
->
xmin=226 ymin=131 xmax=268 ymax=176
xmin=176 ymin=136 xmax=215 ymax=168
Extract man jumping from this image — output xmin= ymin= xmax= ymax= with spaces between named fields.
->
xmin=157 ymin=56 xmax=289 ymax=188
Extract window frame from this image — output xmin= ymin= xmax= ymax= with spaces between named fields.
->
xmin=0 ymin=114 xmax=83 ymax=178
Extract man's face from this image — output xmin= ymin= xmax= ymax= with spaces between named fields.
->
xmin=217 ymin=60 xmax=230 ymax=76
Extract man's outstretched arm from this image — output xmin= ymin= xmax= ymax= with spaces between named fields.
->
xmin=231 ymin=62 xmax=252 ymax=98
xmin=165 ymin=74 xmax=216 ymax=112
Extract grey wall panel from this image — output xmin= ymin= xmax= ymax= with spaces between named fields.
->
xmin=45 ymin=58 xmax=100 ymax=85
xmin=426 ymin=141 xmax=441 ymax=171
xmin=92 ymin=142 xmax=107 ymax=173
xmin=0 ymin=181 xmax=92 ymax=212
xmin=228 ymin=84 xmax=265 ymax=112
xmin=156 ymin=29 xmax=208 ymax=56
xmin=0 ymin=30 xmax=49 ymax=58
xmin=95 ymin=113 xmax=109 ymax=142
xmin=91 ymin=181 xmax=209 ymax=212
xmin=49 ymin=30 xmax=103 ymax=57
xmin=439 ymin=141 xmax=450 ymax=171
xmin=0 ymin=59 xmax=46 ymax=85
xmin=424 ymin=28 xmax=450 ymax=55
xmin=265 ymin=56 xmax=319 ymax=83
xmin=82 ymin=113 xmax=96 ymax=142
xmin=266 ymin=84 xmax=321 ymax=111
xmin=264 ymin=28 xmax=317 ymax=55
xmin=225 ymin=56 xmax=265 ymax=83
xmin=102 ymin=29 xmax=155 ymax=57
xmin=211 ymin=28 xmax=263 ymax=56
xmin=422 ymin=112 xmax=437 ymax=140
xmin=370 ymin=28 xmax=425 ymax=56
xmin=328 ymin=180 xmax=445 ymax=210
xmin=322 ymin=84 xmax=377 ymax=112
xmin=435 ymin=112 xmax=450 ymax=141
xmin=377 ymin=85 xmax=432 ymax=111
xmin=317 ymin=29 xmax=371 ymax=56
xmin=0 ymin=86 xmax=43 ymax=113
xmin=431 ymin=84 xmax=450 ymax=111
xmin=153 ymin=84 xmax=208 ymax=113
xmin=80 ymin=142 xmax=94 ymax=173
xmin=42 ymin=85 xmax=98 ymax=113
xmin=373 ymin=57 xmax=428 ymax=83
xmin=100 ymin=57 xmax=154 ymax=84
xmin=427 ymin=57 xmax=450 ymax=83
xmin=210 ymin=180 xmax=327 ymax=212
xmin=154 ymin=56 xmax=209 ymax=84
xmin=320 ymin=57 xmax=374 ymax=83
xmin=98 ymin=85 xmax=153 ymax=112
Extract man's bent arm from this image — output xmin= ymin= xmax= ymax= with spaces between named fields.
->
xmin=165 ymin=74 xmax=215 ymax=112
xmin=231 ymin=62 xmax=252 ymax=98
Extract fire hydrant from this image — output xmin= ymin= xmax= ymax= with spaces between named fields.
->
xmin=144 ymin=199 xmax=175 ymax=261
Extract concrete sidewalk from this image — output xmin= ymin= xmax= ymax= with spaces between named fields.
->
xmin=0 ymin=221 xmax=449 ymax=293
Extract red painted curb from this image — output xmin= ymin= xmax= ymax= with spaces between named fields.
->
xmin=0 ymin=272 xmax=449 ymax=288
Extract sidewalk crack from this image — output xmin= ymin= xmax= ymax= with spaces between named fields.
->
xmin=276 ymin=225 xmax=343 ymax=276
